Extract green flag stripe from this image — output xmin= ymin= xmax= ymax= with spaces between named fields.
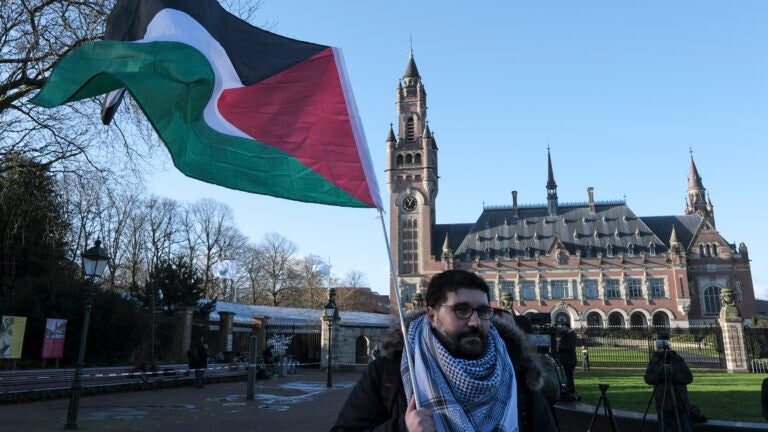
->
xmin=32 ymin=41 xmax=369 ymax=208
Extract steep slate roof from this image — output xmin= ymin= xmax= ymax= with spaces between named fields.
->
xmin=209 ymin=301 xmax=392 ymax=328
xmin=437 ymin=201 xmax=676 ymax=259
xmin=432 ymin=223 xmax=475 ymax=256
xmin=640 ymin=215 xmax=701 ymax=249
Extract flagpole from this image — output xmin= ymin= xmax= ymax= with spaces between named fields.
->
xmin=377 ymin=209 xmax=420 ymax=408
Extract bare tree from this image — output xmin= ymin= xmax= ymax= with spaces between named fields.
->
xmin=290 ymin=254 xmax=331 ymax=309
xmin=251 ymin=232 xmax=300 ymax=306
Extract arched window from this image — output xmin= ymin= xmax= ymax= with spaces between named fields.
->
xmin=606 ymin=244 xmax=614 ymax=257
xmin=355 ymin=336 xmax=369 ymax=365
xmin=630 ymin=313 xmax=645 ymax=328
xmin=698 ymin=244 xmax=704 ymax=256
xmin=586 ymin=312 xmax=603 ymax=327
xmin=524 ymin=247 xmax=531 ymax=259
xmin=703 ymin=286 xmax=722 ymax=315
xmin=414 ymin=153 xmax=422 ymax=164
xmin=554 ymin=312 xmax=570 ymax=327
xmin=396 ymin=154 xmax=404 ymax=166
xmin=405 ymin=154 xmax=413 ymax=164
xmin=649 ymin=242 xmax=657 ymax=256
xmin=705 ymin=244 xmax=711 ymax=256
xmin=712 ymin=244 xmax=719 ymax=257
xmin=627 ymin=243 xmax=635 ymax=256
xmin=608 ymin=313 xmax=625 ymax=328
xmin=652 ymin=312 xmax=670 ymax=328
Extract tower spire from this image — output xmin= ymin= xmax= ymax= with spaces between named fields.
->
xmin=546 ymin=146 xmax=558 ymax=216
xmin=685 ymin=150 xmax=710 ymax=217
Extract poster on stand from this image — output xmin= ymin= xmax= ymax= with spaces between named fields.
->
xmin=42 ymin=318 xmax=67 ymax=359
xmin=0 ymin=316 xmax=27 ymax=359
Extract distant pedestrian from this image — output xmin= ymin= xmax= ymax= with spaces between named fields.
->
xmin=263 ymin=345 xmax=277 ymax=374
xmin=186 ymin=349 xmax=196 ymax=377
xmin=582 ymin=345 xmax=590 ymax=371
xmin=195 ymin=342 xmax=208 ymax=388
xmin=557 ymin=322 xmax=578 ymax=398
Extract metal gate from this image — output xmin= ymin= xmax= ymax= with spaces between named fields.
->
xmin=265 ymin=321 xmax=322 ymax=367
xmin=744 ymin=327 xmax=768 ymax=372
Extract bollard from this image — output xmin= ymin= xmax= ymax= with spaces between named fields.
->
xmin=279 ymin=356 xmax=287 ymax=377
xmin=247 ymin=335 xmax=258 ymax=400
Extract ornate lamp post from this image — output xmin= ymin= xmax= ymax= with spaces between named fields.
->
xmin=64 ymin=239 xmax=110 ymax=430
xmin=323 ymin=288 xmax=339 ymax=388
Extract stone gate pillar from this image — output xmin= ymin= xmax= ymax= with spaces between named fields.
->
xmin=173 ymin=306 xmax=195 ymax=362
xmin=719 ymin=288 xmax=748 ymax=373
xmin=218 ymin=311 xmax=235 ymax=354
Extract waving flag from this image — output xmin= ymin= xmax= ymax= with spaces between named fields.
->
xmin=212 ymin=260 xmax=236 ymax=280
xmin=31 ymin=0 xmax=381 ymax=209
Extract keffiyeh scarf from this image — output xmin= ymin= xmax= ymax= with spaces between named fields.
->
xmin=401 ymin=315 xmax=518 ymax=432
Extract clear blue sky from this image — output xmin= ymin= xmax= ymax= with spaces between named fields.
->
xmin=149 ymin=1 xmax=768 ymax=298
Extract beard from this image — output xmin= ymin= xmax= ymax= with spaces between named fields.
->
xmin=433 ymin=325 xmax=489 ymax=360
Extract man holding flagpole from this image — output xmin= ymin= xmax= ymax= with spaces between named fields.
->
xmin=332 ymin=269 xmax=557 ymax=431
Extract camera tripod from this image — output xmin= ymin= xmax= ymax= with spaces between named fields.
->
xmin=638 ymin=355 xmax=694 ymax=432
xmin=586 ymin=383 xmax=620 ymax=432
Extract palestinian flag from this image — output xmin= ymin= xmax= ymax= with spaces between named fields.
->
xmin=31 ymin=0 xmax=381 ymax=209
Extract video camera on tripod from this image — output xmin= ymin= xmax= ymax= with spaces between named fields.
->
xmin=528 ymin=312 xmax=556 ymax=353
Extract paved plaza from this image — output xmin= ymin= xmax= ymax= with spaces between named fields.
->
xmin=1 ymin=369 xmax=360 ymax=432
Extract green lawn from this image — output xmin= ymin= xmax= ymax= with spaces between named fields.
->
xmin=574 ymin=369 xmax=767 ymax=423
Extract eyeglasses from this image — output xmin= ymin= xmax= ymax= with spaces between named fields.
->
xmin=441 ymin=303 xmax=494 ymax=320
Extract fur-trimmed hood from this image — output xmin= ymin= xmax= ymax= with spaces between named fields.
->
xmin=380 ymin=308 xmax=545 ymax=393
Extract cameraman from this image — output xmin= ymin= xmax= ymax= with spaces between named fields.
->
xmin=644 ymin=338 xmax=693 ymax=432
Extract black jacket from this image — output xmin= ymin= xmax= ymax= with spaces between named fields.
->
xmin=644 ymin=349 xmax=692 ymax=412
xmin=557 ymin=329 xmax=578 ymax=368
xmin=331 ymin=309 xmax=558 ymax=431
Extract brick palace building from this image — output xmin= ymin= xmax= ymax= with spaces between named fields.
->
xmin=386 ymin=53 xmax=755 ymax=328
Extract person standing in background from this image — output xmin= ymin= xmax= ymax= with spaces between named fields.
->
xmin=195 ymin=342 xmax=208 ymax=388
xmin=557 ymin=322 xmax=578 ymax=398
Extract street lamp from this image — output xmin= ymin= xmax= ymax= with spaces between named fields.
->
xmin=323 ymin=287 xmax=339 ymax=388
xmin=64 ymin=239 xmax=110 ymax=430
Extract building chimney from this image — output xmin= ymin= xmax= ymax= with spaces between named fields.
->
xmin=588 ymin=187 xmax=595 ymax=213
xmin=512 ymin=191 xmax=518 ymax=218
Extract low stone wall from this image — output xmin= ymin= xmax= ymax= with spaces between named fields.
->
xmin=554 ymin=401 xmax=768 ymax=431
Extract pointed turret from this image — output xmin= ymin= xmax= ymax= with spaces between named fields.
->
xmin=386 ymin=123 xmax=396 ymax=144
xmin=669 ymin=225 xmax=681 ymax=252
xmin=546 ymin=148 xmax=558 ymax=216
xmin=442 ymin=232 xmax=453 ymax=256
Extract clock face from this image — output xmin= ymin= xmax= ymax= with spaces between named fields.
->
xmin=402 ymin=195 xmax=417 ymax=212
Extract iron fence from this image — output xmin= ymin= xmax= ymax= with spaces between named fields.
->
xmin=577 ymin=325 xmax=725 ymax=370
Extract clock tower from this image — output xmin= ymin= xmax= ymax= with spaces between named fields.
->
xmin=386 ymin=52 xmax=438 ymax=306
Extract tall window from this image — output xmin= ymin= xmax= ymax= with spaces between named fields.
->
xmin=401 ymin=219 xmax=418 ymax=274
xmin=522 ymin=280 xmax=536 ymax=299
xmin=486 ymin=281 xmax=496 ymax=300
xmin=627 ymin=278 xmax=643 ymax=298
xmin=571 ymin=280 xmax=579 ymax=299
xmin=649 ymin=278 xmax=665 ymax=298
xmin=501 ymin=280 xmax=516 ymax=300
xmin=605 ymin=279 xmax=621 ymax=298
xmin=550 ymin=280 xmax=568 ymax=299
xmin=401 ymin=282 xmax=416 ymax=302
xmin=703 ymin=286 xmax=722 ymax=315
xmin=406 ymin=117 xmax=415 ymax=140
xmin=584 ymin=279 xmax=599 ymax=299
xmin=540 ymin=279 xmax=549 ymax=299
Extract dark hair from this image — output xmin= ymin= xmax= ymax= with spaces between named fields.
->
xmin=425 ymin=269 xmax=489 ymax=307
xmin=560 ymin=322 xmax=571 ymax=329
